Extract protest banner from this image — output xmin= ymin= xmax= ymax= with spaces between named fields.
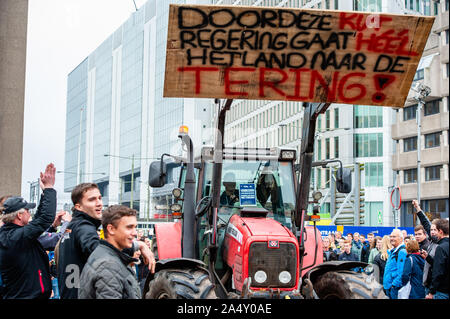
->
xmin=164 ymin=4 xmax=434 ymax=107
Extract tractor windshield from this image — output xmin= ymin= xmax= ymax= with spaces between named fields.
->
xmin=202 ymin=160 xmax=296 ymax=228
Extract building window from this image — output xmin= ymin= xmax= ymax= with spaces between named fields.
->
xmin=325 ymin=110 xmax=330 ymax=129
xmin=424 ymin=0 xmax=431 ymax=15
xmin=425 ymin=132 xmax=441 ymax=148
xmin=403 ymin=104 xmax=417 ymax=121
xmin=334 ymin=136 xmax=339 ymax=158
xmin=354 ymin=133 xmax=383 ymax=157
xmin=325 ymin=169 xmax=330 ymax=188
xmin=404 ymin=169 xmax=417 ymax=183
xmin=404 ymin=136 xmax=418 ymax=152
xmin=424 ymin=99 xmax=440 ymax=116
xmin=325 ymin=138 xmax=330 ymax=159
xmin=365 ymin=162 xmax=383 ymax=187
xmin=425 ymin=165 xmax=442 ymax=181
xmin=334 ymin=108 xmax=339 ymax=129
xmin=354 ymin=105 xmax=383 ymax=128
xmin=325 ymin=0 xmax=330 ymax=9
xmin=317 ymin=139 xmax=322 ymax=160
xmin=334 ymin=0 xmax=339 ymax=9
xmin=427 ymin=199 xmax=447 ymax=214
xmin=414 ymin=69 xmax=424 ymax=81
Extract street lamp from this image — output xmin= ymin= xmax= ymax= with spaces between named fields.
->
xmin=77 ymin=107 xmax=84 ymax=185
xmin=411 ymin=82 xmax=431 ymax=207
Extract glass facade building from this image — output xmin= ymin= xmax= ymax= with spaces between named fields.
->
xmin=64 ymin=0 xmax=214 ymax=222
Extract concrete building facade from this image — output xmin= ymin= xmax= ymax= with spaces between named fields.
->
xmin=392 ymin=0 xmax=449 ymax=225
xmin=0 ymin=0 xmax=28 ymax=196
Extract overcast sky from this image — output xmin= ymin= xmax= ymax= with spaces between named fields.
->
xmin=21 ymin=0 xmax=147 ymax=207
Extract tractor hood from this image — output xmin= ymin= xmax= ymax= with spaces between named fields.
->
xmin=240 ymin=216 xmax=294 ymax=238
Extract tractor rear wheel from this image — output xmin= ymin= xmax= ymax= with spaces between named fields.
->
xmin=313 ymin=270 xmax=386 ymax=299
xmin=145 ymin=267 xmax=217 ymax=299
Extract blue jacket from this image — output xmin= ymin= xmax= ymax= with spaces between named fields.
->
xmin=401 ymin=253 xmax=425 ymax=299
xmin=383 ymin=244 xmax=407 ymax=290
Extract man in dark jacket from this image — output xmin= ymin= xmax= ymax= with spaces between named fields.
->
xmin=57 ymin=183 xmax=155 ymax=299
xmin=0 ymin=163 xmax=56 ymax=299
xmin=425 ymin=219 xmax=449 ymax=299
xmin=79 ymin=205 xmax=141 ymax=299
xmin=360 ymin=233 xmax=374 ymax=263
xmin=412 ymin=200 xmax=439 ymax=294
xmin=338 ymin=240 xmax=359 ymax=261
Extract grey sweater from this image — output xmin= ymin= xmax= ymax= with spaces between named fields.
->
xmin=78 ymin=240 xmax=141 ymax=299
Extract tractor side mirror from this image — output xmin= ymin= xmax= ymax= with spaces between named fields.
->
xmin=336 ymin=167 xmax=352 ymax=193
xmin=149 ymin=160 xmax=167 ymax=188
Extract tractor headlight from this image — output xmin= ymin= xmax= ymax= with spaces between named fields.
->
xmin=172 ymin=188 xmax=182 ymax=198
xmin=170 ymin=203 xmax=182 ymax=212
xmin=254 ymin=270 xmax=267 ymax=284
xmin=278 ymin=271 xmax=292 ymax=284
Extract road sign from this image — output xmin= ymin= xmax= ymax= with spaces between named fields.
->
xmin=390 ymin=186 xmax=402 ymax=210
xmin=164 ymin=4 xmax=434 ymax=107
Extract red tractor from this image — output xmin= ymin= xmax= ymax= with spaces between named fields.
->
xmin=143 ymin=101 xmax=385 ymax=299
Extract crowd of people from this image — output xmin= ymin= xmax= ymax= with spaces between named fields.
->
xmin=0 ymin=163 xmax=448 ymax=300
xmin=322 ymin=199 xmax=449 ymax=299
xmin=0 ymin=163 xmax=155 ymax=299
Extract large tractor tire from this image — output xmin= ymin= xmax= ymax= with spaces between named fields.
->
xmin=313 ymin=270 xmax=387 ymax=299
xmin=145 ymin=267 xmax=217 ymax=299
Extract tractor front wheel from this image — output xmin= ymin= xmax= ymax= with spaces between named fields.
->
xmin=313 ymin=270 xmax=387 ymax=299
xmin=145 ymin=267 xmax=217 ymax=299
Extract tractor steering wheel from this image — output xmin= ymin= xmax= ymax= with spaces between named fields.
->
xmin=195 ymin=196 xmax=211 ymax=219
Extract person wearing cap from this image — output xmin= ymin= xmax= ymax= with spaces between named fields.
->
xmin=0 ymin=163 xmax=56 ymax=299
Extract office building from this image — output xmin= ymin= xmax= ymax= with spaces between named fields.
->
xmin=392 ymin=0 xmax=449 ymax=225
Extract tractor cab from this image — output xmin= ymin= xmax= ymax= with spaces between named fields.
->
xmin=196 ymin=146 xmax=297 ymax=229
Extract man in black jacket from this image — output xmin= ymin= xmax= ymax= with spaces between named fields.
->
xmin=0 ymin=163 xmax=56 ymax=299
xmin=57 ymin=183 xmax=155 ymax=299
xmin=412 ymin=200 xmax=439 ymax=295
xmin=425 ymin=218 xmax=449 ymax=299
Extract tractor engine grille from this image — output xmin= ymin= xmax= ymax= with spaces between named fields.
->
xmin=248 ymin=242 xmax=297 ymax=288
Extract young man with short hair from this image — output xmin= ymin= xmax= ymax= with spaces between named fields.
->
xmin=79 ymin=205 xmax=142 ymax=299
xmin=338 ymin=240 xmax=359 ymax=261
xmin=360 ymin=233 xmax=374 ymax=263
xmin=412 ymin=200 xmax=439 ymax=296
xmin=57 ymin=183 xmax=155 ymax=299
xmin=425 ymin=219 xmax=449 ymax=299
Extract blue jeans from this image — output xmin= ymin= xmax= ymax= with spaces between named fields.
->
xmin=387 ymin=287 xmax=399 ymax=299
xmin=51 ymin=278 xmax=60 ymax=299
xmin=433 ymin=292 xmax=449 ymax=299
